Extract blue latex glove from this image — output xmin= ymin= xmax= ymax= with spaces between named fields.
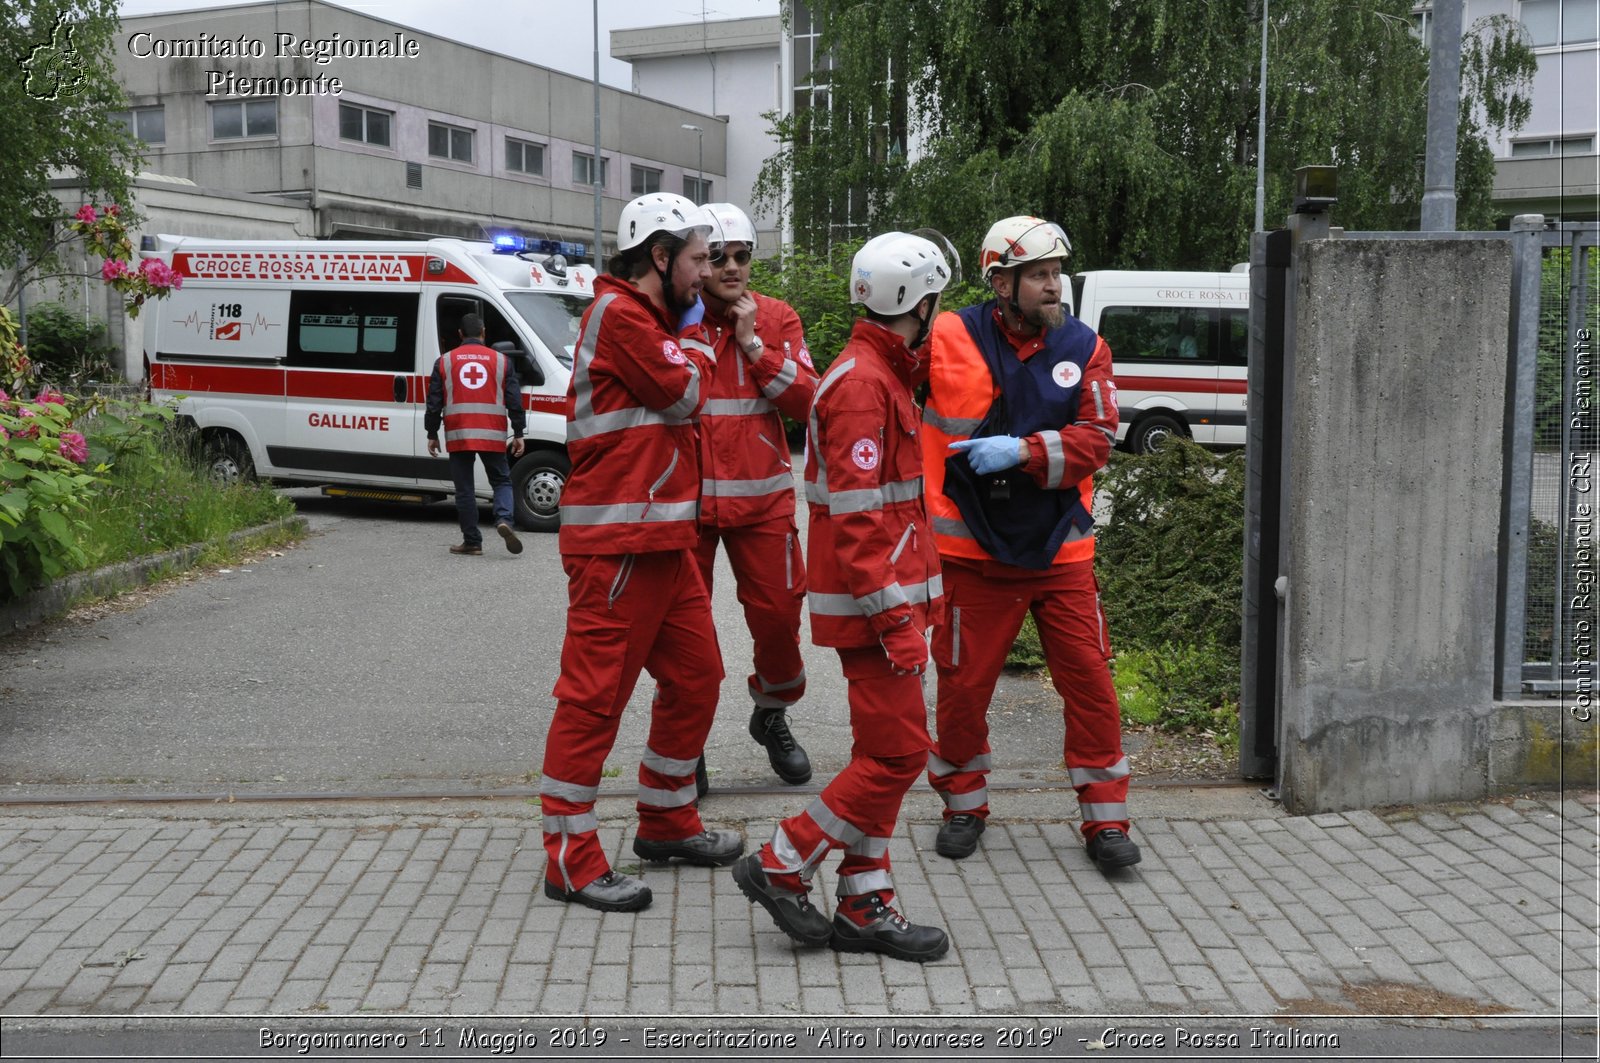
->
xmin=949 ymin=435 xmax=1025 ymax=475
xmin=677 ymin=295 xmax=706 ymax=332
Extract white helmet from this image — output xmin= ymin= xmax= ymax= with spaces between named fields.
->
xmin=979 ymin=215 xmax=1072 ymax=281
xmin=617 ymin=193 xmax=712 ymax=252
xmin=702 ymin=202 xmax=757 ymax=251
xmin=849 ymin=231 xmax=952 ymax=316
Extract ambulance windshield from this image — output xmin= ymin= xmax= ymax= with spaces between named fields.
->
xmin=503 ymin=292 xmax=588 ymax=370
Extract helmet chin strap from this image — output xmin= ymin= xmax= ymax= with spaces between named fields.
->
xmin=911 ymin=299 xmax=935 ymax=349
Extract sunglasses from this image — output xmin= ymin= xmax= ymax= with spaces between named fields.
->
xmin=710 ymin=248 xmax=752 ymax=266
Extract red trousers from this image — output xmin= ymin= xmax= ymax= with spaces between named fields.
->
xmin=758 ymin=645 xmax=929 ymax=899
xmin=541 ymin=550 xmax=724 ymax=891
xmin=694 ymin=516 xmax=807 ymax=711
xmin=927 ymin=558 xmax=1130 ymax=839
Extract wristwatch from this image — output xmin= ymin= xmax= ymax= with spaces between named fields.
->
xmin=741 ymin=337 xmax=764 ymax=357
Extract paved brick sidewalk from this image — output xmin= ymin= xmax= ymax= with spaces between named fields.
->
xmin=0 ymin=789 xmax=1593 ymax=1022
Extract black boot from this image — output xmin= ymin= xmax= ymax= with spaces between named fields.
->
xmin=749 ymin=708 xmax=812 ymax=785
xmin=830 ymin=893 xmax=948 ymax=963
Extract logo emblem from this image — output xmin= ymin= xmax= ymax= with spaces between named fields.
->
xmin=797 ymin=344 xmax=813 ymax=369
xmin=663 ymin=340 xmax=686 ymax=365
xmin=459 ymin=361 xmax=489 ymax=390
xmin=854 ymin=280 xmax=871 ymax=301
xmin=215 ymin=322 xmax=242 ymax=342
xmin=851 ymin=438 xmax=879 ymax=471
xmin=1052 ymin=362 xmax=1082 ymax=389
xmin=1105 ymin=380 xmax=1119 ymax=411
xmin=21 ymin=16 xmax=86 ymax=101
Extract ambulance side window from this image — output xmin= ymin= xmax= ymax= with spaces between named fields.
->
xmin=436 ymin=296 xmax=541 ymax=384
xmin=1099 ymin=306 xmax=1213 ymax=363
xmin=288 ymin=291 xmax=418 ymax=373
xmin=1219 ymin=309 xmax=1249 ymax=367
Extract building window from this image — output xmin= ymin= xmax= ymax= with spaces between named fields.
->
xmin=1521 ymin=0 xmax=1600 ymax=45
xmin=211 ymin=99 xmax=277 ymax=140
xmin=1410 ymin=5 xmax=1433 ymax=48
xmin=428 ymin=122 xmax=474 ymax=163
xmin=506 ymin=137 xmax=544 ymax=176
xmin=1510 ymin=134 xmax=1598 ymax=156
xmin=630 ymin=164 xmax=662 ymax=195
xmin=339 ymin=103 xmax=392 ymax=147
xmin=573 ymin=151 xmax=609 ymax=186
xmin=113 ymin=105 xmax=165 ymax=144
xmin=683 ymin=175 xmax=712 ymax=203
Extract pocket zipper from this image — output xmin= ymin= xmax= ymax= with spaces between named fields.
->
xmin=757 ymin=432 xmax=792 ymax=470
xmin=890 ymin=521 xmax=916 ymax=564
xmin=640 ymin=452 xmax=678 ymax=520
xmin=609 ymin=554 xmax=636 ymax=610
xmin=785 ymin=532 xmax=794 ymax=589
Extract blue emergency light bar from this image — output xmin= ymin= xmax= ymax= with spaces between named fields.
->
xmin=491 ymin=234 xmax=587 ymax=258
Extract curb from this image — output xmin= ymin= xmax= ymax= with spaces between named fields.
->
xmin=0 ymin=515 xmax=308 ymax=636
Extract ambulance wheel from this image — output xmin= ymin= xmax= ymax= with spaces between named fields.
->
xmin=203 ymin=432 xmax=255 ymax=484
xmin=512 ymin=449 xmax=569 ymax=532
xmin=1129 ymin=413 xmax=1186 ymax=455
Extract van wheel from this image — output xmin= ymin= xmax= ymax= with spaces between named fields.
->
xmin=1129 ymin=413 xmax=1185 ymax=455
xmin=512 ymin=449 xmax=569 ymax=532
xmin=203 ymin=432 xmax=255 ymax=484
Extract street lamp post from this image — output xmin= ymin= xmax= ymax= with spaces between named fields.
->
xmin=681 ymin=123 xmax=704 ymax=203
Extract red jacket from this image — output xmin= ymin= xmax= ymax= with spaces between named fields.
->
xmin=560 ymin=275 xmax=716 ymax=556
xmin=804 ymin=319 xmax=944 ymax=648
xmin=697 ymin=292 xmax=818 ymax=528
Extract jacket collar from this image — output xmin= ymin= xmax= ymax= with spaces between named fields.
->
xmin=989 ymin=301 xmax=1048 ymax=358
xmin=596 ymin=274 xmax=674 ymax=333
xmin=849 ymin=317 xmax=921 ymax=384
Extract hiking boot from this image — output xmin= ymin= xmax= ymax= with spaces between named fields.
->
xmin=1085 ymin=828 xmax=1142 ymax=872
xmin=934 ymin=813 xmax=986 ymax=860
xmin=830 ymin=892 xmax=949 ymax=963
xmin=695 ymin=754 xmax=709 ymax=799
xmin=749 ymin=708 xmax=812 ymax=785
xmin=731 ymin=852 xmax=831 ymax=947
xmin=496 ymin=522 xmax=523 ymax=554
xmin=633 ymin=829 xmax=743 ymax=867
xmin=543 ymin=870 xmax=651 ymax=912
xmin=449 ymin=543 xmax=482 ymax=555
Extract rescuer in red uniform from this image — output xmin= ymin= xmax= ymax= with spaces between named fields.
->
xmin=539 ymin=193 xmax=743 ymax=913
xmin=425 ymin=313 xmax=525 ymax=555
xmin=689 ymin=203 xmax=818 ymax=792
xmin=921 ymin=215 xmax=1139 ymax=874
xmin=734 ymin=231 xmax=953 ymax=962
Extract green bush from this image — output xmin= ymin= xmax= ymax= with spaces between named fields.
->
xmin=22 ymin=302 xmax=122 ymax=389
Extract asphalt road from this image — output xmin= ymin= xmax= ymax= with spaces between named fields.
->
xmin=0 ymin=481 xmax=1074 ymax=801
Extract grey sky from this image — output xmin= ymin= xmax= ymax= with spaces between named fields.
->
xmin=116 ymin=0 xmax=781 ymax=88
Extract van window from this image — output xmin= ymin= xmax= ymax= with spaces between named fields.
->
xmin=1220 ymin=309 xmax=1249 ymax=367
xmin=436 ymin=295 xmax=525 ymax=356
xmin=503 ymin=291 xmax=589 ymax=369
xmin=288 ymin=292 xmax=417 ymax=372
xmin=1099 ymin=306 xmax=1213 ymax=363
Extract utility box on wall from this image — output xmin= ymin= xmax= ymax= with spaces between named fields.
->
xmin=1278 ymin=238 xmax=1512 ymax=814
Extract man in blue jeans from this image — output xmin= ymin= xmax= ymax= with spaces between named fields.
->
xmin=425 ymin=313 xmax=525 ymax=555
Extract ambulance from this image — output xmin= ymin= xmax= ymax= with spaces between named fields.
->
xmin=141 ymin=234 xmax=595 ymax=530
xmin=1069 ymin=268 xmax=1251 ymax=453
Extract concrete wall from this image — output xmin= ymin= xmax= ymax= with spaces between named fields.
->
xmin=1279 ymin=238 xmax=1512 ymax=813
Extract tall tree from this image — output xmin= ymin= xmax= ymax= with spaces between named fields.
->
xmin=2 ymin=0 xmax=138 ymax=304
xmin=759 ymin=0 xmax=1535 ymax=270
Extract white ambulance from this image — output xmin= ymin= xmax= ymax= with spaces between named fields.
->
xmin=1070 ymin=268 xmax=1251 ymax=453
xmin=142 ymin=234 xmax=594 ymax=530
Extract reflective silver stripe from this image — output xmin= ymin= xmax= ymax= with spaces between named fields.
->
xmin=571 ymin=292 xmax=616 ymax=424
xmin=540 ymin=777 xmax=598 ymax=803
xmin=816 ymin=357 xmax=856 ymax=399
xmin=808 ymin=575 xmax=942 ymax=618
xmin=447 ymin=402 xmax=508 ymax=417
xmin=1092 ymin=423 xmax=1117 ymax=445
xmin=569 ymin=405 xmax=692 ymax=441
xmin=922 ymin=407 xmax=982 ymax=435
xmin=838 ymin=869 xmax=893 ymax=896
xmin=702 ymin=397 xmax=774 ymax=417
xmin=770 ymin=826 xmax=805 ymax=873
xmin=805 ymin=796 xmax=863 ymax=845
xmin=761 ymin=358 xmax=798 ymax=399
xmin=638 ymin=783 xmax=699 ymax=808
xmin=642 ymin=747 xmax=699 ymax=777
xmin=933 ymin=515 xmax=975 ymax=540
xmin=1080 ymin=802 xmax=1129 ymax=822
xmin=752 ymin=691 xmax=787 ymax=709
xmin=663 ymin=365 xmax=702 ymax=421
xmin=943 ymin=788 xmax=988 ymax=812
xmin=682 ymin=337 xmax=717 ymax=362
xmin=1091 ymin=380 xmax=1105 ymax=421
xmin=928 ymin=753 xmax=959 ymax=777
xmin=1068 ymin=757 xmax=1130 ymax=787
xmin=963 ymin=753 xmax=993 ymax=772
xmin=445 ymin=428 xmax=506 ymax=443
xmin=951 ymin=606 xmax=961 ymax=666
xmin=702 ymin=473 xmax=792 ymax=497
xmin=561 ymin=500 xmax=699 ymax=525
xmin=845 ymin=835 xmax=890 ymax=859
xmin=758 ymin=669 xmax=806 ymax=693
xmin=1043 ymin=431 xmax=1065 ymax=487
xmin=542 ymin=812 xmax=599 ymax=834
xmin=808 ymin=477 xmax=922 ymax=511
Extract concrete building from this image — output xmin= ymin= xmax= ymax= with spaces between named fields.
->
xmin=611 ymin=15 xmax=784 ymax=248
xmin=109 ymin=0 xmax=729 ymax=253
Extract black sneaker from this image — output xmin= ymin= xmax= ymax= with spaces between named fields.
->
xmin=934 ymin=813 xmax=986 ymax=860
xmin=731 ymin=853 xmax=831 ymax=947
xmin=1085 ymin=828 xmax=1142 ymax=871
xmin=830 ymin=893 xmax=948 ymax=963
xmin=543 ymin=870 xmax=651 ymax=912
xmin=748 ymin=709 xmax=812 ymax=785
xmin=632 ymin=829 xmax=743 ymax=867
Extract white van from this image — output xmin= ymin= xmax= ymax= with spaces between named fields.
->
xmin=1070 ymin=269 xmax=1250 ymax=453
xmin=142 ymin=234 xmax=594 ymax=530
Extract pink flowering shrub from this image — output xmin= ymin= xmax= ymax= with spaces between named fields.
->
xmin=69 ymin=203 xmax=182 ymax=318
